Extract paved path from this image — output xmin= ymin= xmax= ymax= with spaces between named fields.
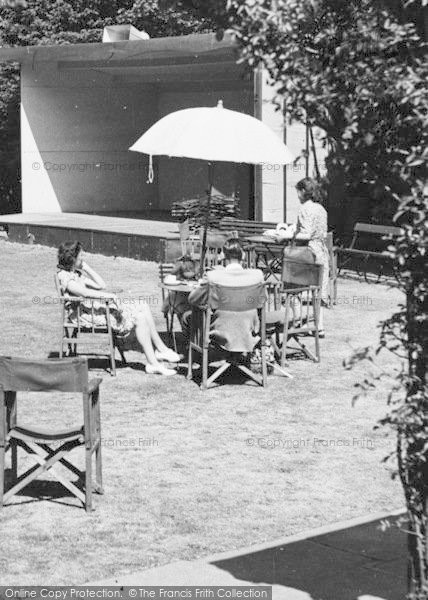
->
xmin=89 ymin=510 xmax=407 ymax=600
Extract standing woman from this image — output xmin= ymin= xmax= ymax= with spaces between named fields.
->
xmin=289 ymin=177 xmax=329 ymax=334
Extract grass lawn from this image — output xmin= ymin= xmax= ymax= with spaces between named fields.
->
xmin=0 ymin=240 xmax=404 ymax=585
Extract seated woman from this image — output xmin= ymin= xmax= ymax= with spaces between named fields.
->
xmin=161 ymin=255 xmax=200 ymax=328
xmin=57 ymin=241 xmax=180 ymax=376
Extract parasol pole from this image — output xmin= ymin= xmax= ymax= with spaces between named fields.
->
xmin=200 ymin=161 xmax=214 ymax=276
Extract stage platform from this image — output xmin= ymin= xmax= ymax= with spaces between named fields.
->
xmin=0 ymin=213 xmax=182 ymax=262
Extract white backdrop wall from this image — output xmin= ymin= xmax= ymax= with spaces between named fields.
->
xmin=21 ymin=64 xmax=158 ymax=214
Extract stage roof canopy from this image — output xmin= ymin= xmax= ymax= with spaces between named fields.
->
xmin=0 ymin=32 xmax=249 ymax=87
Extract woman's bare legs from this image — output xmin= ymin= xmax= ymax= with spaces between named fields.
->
xmin=134 ymin=317 xmax=158 ymax=365
xmin=138 ymin=304 xmax=172 ymax=352
xmin=134 ymin=314 xmax=176 ymax=375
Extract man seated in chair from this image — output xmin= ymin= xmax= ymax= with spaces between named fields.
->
xmin=183 ymin=238 xmax=264 ymax=353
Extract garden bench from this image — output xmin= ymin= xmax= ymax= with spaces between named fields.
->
xmin=336 ymin=222 xmax=402 ymax=283
xmin=218 ymin=217 xmax=277 ymax=238
xmin=217 ymin=217 xmax=279 ymax=267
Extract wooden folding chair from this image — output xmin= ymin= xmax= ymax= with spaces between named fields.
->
xmin=158 ymin=262 xmax=179 ymax=352
xmin=268 ymin=259 xmax=323 ymax=367
xmin=187 ymin=282 xmax=268 ymax=390
xmin=0 ymin=356 xmax=103 ymax=512
xmin=55 ymin=274 xmax=126 ymax=376
xmin=178 ymin=220 xmax=200 ymax=257
xmin=199 ymin=230 xmax=228 ymax=269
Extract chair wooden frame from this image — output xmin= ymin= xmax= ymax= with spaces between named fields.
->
xmin=179 ymin=221 xmax=231 ymax=269
xmin=268 ymin=260 xmax=323 ymax=367
xmin=0 ymin=356 xmax=103 ymax=512
xmin=55 ymin=274 xmax=127 ymax=376
xmin=178 ymin=220 xmax=201 ymax=257
xmin=159 ymin=263 xmax=179 ymax=352
xmin=187 ymin=283 xmax=268 ymax=390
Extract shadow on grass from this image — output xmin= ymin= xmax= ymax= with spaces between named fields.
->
xmin=47 ymin=351 xmax=140 ymax=374
xmin=3 ymin=468 xmax=86 ymax=510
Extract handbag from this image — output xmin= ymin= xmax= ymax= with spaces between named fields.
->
xmin=282 ymin=242 xmax=319 ymax=286
xmin=282 ymin=241 xmax=316 ymax=264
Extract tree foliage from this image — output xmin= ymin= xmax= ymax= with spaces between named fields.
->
xmin=166 ymin=0 xmax=428 ymax=595
xmin=231 ymin=0 xmax=426 ymax=223
xmin=0 ymin=0 xmax=214 ymax=213
xmin=220 ymin=0 xmax=427 ymax=596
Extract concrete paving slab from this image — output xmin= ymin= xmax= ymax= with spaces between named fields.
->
xmin=88 ymin=512 xmax=407 ymax=600
xmin=312 ymin=516 xmax=406 ymax=562
xmin=361 ymin=556 xmax=408 ymax=576
xmin=212 ymin=540 xmax=405 ymax=600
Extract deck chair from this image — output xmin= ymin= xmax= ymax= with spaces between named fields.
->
xmin=178 ymin=220 xmax=200 ymax=257
xmin=267 ymin=258 xmax=323 ymax=367
xmin=0 ymin=356 xmax=103 ymax=512
xmin=187 ymin=282 xmax=268 ymax=390
xmin=179 ymin=223 xmax=234 ymax=269
xmin=55 ymin=274 xmax=127 ymax=376
xmin=199 ymin=230 xmax=228 ymax=268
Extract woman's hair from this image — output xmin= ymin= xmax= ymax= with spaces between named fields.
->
xmin=172 ymin=254 xmax=200 ymax=280
xmin=57 ymin=241 xmax=82 ymax=271
xmin=223 ymin=238 xmax=243 ymax=261
xmin=296 ymin=177 xmax=322 ymax=203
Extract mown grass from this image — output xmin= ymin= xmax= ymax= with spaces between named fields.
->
xmin=0 ymin=240 xmax=403 ymax=585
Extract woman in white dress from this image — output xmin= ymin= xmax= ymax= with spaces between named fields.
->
xmin=57 ymin=241 xmax=180 ymax=376
xmin=280 ymin=178 xmax=329 ymax=334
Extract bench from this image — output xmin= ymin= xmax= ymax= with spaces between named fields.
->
xmin=218 ymin=217 xmax=281 ymax=270
xmin=336 ymin=222 xmax=402 ymax=282
xmin=217 ymin=217 xmax=278 ymax=237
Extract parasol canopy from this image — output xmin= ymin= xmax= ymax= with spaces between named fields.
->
xmin=129 ymin=100 xmax=294 ymax=272
xmin=129 ymin=100 xmax=294 ymax=166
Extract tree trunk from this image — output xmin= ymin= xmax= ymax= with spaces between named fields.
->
xmin=405 ymin=287 xmax=428 ymax=598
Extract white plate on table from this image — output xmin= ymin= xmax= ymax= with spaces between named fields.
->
xmin=164 ymin=276 xmax=180 ymax=285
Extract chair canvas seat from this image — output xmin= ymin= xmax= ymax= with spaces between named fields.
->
xmin=63 ymin=332 xmax=111 ymax=344
xmin=8 ymin=425 xmax=84 ymax=444
xmin=266 ymin=310 xmax=313 ymax=327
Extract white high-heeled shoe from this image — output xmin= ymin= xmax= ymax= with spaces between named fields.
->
xmin=154 ymin=349 xmax=181 ymax=363
xmin=146 ymin=363 xmax=177 ymax=376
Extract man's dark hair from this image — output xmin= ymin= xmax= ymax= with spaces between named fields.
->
xmin=223 ymin=237 xmax=243 ymax=261
xmin=57 ymin=241 xmax=82 ymax=271
xmin=296 ymin=177 xmax=322 ymax=203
